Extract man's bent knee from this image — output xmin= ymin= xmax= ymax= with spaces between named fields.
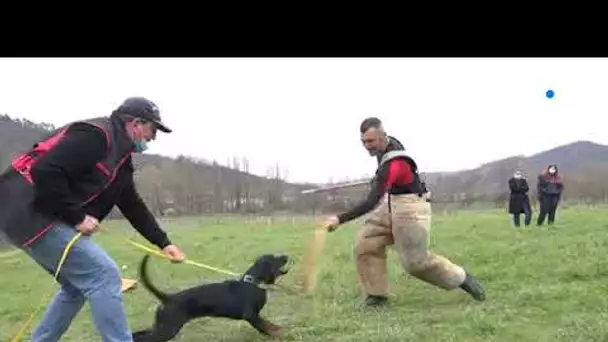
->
xmin=354 ymin=237 xmax=390 ymax=258
xmin=354 ymin=239 xmax=371 ymax=257
xmin=402 ymin=253 xmax=428 ymax=275
xmin=354 ymin=226 xmax=393 ymax=256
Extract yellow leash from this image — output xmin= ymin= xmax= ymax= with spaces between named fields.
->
xmin=124 ymin=239 xmax=296 ymax=294
xmin=124 ymin=239 xmax=239 ymax=277
xmin=9 ymin=231 xmax=83 ymax=342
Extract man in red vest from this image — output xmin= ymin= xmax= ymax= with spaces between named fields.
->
xmin=0 ymin=97 xmax=186 ymax=341
xmin=321 ymin=117 xmax=486 ymax=308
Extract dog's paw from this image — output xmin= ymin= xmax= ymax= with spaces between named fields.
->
xmin=266 ymin=322 xmax=280 ymax=329
xmin=267 ymin=324 xmax=284 ymax=338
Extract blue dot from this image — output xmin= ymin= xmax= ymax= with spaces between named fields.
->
xmin=546 ymin=89 xmax=555 ymax=99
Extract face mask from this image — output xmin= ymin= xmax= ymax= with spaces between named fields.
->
xmin=548 ymin=167 xmax=556 ymax=174
xmin=514 ymin=173 xmax=522 ymax=179
xmin=134 ymin=139 xmax=148 ymax=153
xmin=131 ymin=121 xmax=150 ymax=153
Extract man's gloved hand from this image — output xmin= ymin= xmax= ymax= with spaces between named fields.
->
xmin=321 ymin=215 xmax=340 ymax=232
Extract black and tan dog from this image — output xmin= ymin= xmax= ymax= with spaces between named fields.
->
xmin=132 ymin=253 xmax=291 ymax=342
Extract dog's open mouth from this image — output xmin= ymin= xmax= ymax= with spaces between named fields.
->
xmin=254 ymin=253 xmax=294 ymax=285
xmin=279 ymin=265 xmax=289 ymax=275
xmin=278 ymin=254 xmax=293 ymax=275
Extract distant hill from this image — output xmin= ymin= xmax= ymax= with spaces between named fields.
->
xmin=525 ymin=140 xmax=608 ymax=172
xmin=419 ymin=140 xmax=608 ymax=203
xmin=2 ymin=114 xmax=608 ymax=217
xmin=0 ymin=114 xmax=314 ymax=216
xmin=308 ymin=140 xmax=608 ymax=208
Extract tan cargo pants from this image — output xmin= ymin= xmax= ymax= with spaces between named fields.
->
xmin=354 ymin=193 xmax=466 ymax=296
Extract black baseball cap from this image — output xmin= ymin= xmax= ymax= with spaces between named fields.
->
xmin=115 ymin=97 xmax=172 ymax=133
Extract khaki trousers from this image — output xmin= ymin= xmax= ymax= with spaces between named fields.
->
xmin=354 ymin=194 xmax=466 ymax=296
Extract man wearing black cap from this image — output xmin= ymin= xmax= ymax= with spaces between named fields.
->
xmin=0 ymin=97 xmax=185 ymax=341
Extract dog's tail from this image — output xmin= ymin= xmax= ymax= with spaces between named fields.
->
xmin=139 ymin=255 xmax=170 ymax=303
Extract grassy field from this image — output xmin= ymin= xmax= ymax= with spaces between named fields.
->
xmin=1 ymin=207 xmax=608 ymax=341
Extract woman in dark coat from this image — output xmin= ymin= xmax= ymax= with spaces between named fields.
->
xmin=536 ymin=164 xmax=564 ymax=226
xmin=508 ymin=169 xmax=532 ymax=227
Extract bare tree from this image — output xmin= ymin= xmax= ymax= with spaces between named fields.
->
xmin=273 ymin=163 xmax=284 ymax=210
xmin=212 ymin=160 xmax=225 ymax=213
xmin=242 ymin=156 xmax=252 ymax=212
xmin=232 ymin=156 xmax=242 ymax=213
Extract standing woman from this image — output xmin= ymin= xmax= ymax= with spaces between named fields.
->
xmin=508 ymin=169 xmax=532 ymax=227
xmin=536 ymin=164 xmax=564 ymax=226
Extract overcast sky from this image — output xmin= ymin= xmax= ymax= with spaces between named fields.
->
xmin=0 ymin=58 xmax=604 ymax=183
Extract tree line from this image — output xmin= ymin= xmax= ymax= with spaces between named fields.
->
xmin=3 ymin=114 xmax=608 ymax=225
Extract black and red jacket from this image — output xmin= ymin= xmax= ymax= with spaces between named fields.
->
xmin=537 ymin=165 xmax=564 ymax=198
xmin=0 ymin=114 xmax=171 ymax=249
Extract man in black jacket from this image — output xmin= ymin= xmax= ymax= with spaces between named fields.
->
xmin=0 ymin=97 xmax=185 ymax=341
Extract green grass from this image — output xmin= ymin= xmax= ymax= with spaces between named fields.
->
xmin=2 ymin=207 xmax=608 ymax=341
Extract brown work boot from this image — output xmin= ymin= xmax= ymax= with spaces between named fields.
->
xmin=459 ymin=272 xmax=486 ymax=301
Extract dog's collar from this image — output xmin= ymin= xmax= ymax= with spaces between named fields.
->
xmin=242 ymin=274 xmax=256 ymax=284
xmin=242 ymin=274 xmax=271 ymax=290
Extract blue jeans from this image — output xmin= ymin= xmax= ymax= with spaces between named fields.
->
xmin=22 ymin=223 xmax=133 ymax=342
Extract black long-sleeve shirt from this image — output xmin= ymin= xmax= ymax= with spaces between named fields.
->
xmin=30 ymin=123 xmax=171 ymax=248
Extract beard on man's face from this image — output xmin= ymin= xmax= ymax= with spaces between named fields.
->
xmin=366 ymin=146 xmax=382 ymax=156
